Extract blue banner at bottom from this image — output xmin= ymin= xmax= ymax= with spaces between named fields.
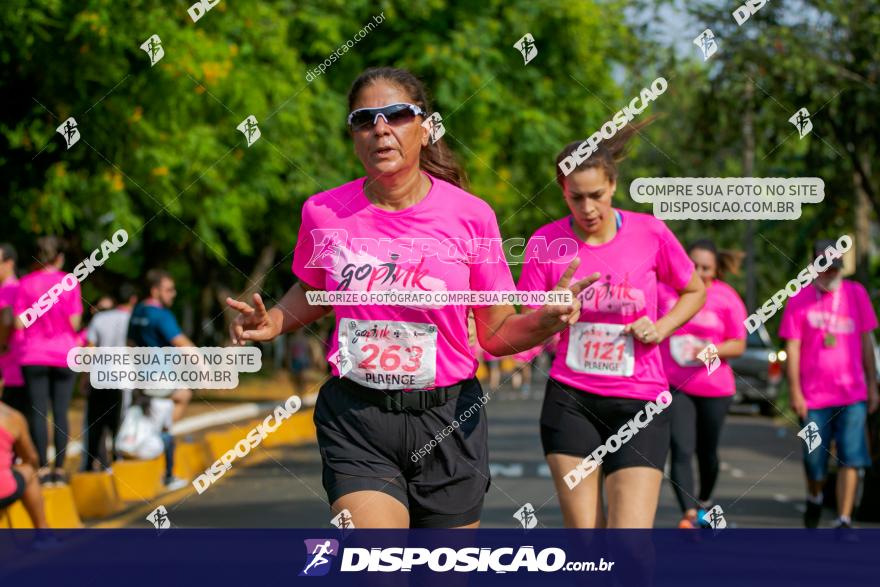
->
xmin=0 ymin=529 xmax=876 ymax=585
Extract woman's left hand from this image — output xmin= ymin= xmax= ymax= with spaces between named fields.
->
xmin=623 ymin=317 xmax=663 ymax=345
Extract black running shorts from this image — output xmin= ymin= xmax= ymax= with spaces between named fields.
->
xmin=540 ymin=378 xmax=671 ymax=475
xmin=313 ymin=376 xmax=490 ymax=528
xmin=0 ymin=470 xmax=26 ymax=509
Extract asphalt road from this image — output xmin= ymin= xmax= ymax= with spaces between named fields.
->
xmin=141 ymin=378 xmax=879 ymax=529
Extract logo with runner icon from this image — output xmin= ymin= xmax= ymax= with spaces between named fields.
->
xmin=797 ymin=421 xmax=822 ymax=454
xmin=514 ymin=503 xmax=538 ymax=529
xmin=789 ymin=107 xmax=813 ymax=139
xmin=300 ymin=538 xmax=340 ymax=577
xmin=330 ymin=508 xmax=356 ymax=530
xmin=697 ymin=343 xmax=720 ymax=375
xmin=693 ymin=28 xmax=718 ymax=61
xmin=702 ymin=505 xmax=727 ymax=530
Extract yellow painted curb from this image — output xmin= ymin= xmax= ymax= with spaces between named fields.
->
xmin=71 ymin=471 xmax=122 ymax=519
xmin=112 ymin=457 xmax=165 ymax=502
xmin=7 ymin=485 xmax=83 ymax=528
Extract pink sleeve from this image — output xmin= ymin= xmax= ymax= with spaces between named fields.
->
xmin=723 ymin=286 xmax=748 ymax=340
xmin=13 ymin=281 xmax=28 ymax=315
xmin=290 ymin=199 xmax=326 ymax=289
xmin=655 ymin=222 xmax=693 ymax=291
xmin=468 ymin=211 xmax=515 ymax=293
xmin=65 ymin=279 xmax=83 ymax=316
xmin=657 ymin=282 xmax=678 ymax=315
xmin=854 ymin=283 xmax=878 ymax=332
xmin=516 ymin=233 xmax=551 ymax=309
xmin=778 ymin=297 xmax=801 ymax=340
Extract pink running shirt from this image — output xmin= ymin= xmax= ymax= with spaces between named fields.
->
xmin=14 ymin=269 xmax=83 ymax=368
xmin=779 ymin=280 xmax=878 ymax=409
xmin=659 ymin=280 xmax=747 ymax=397
xmin=291 ymin=174 xmax=515 ymax=389
xmin=517 ymin=210 xmax=694 ymax=401
xmin=0 ymin=276 xmax=24 ymax=387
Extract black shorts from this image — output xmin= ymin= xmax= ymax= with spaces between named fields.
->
xmin=0 ymin=470 xmax=26 ymax=509
xmin=314 ymin=376 xmax=490 ymax=528
xmin=540 ymin=378 xmax=671 ymax=475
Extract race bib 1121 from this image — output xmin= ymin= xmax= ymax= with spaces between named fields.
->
xmin=566 ymin=322 xmax=634 ymax=377
xmin=337 ymin=319 xmax=438 ymax=389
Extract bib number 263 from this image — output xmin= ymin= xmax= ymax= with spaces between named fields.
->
xmin=338 ymin=319 xmax=438 ymax=389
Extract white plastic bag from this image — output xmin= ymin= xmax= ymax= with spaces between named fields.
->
xmin=115 ymin=405 xmax=164 ymax=460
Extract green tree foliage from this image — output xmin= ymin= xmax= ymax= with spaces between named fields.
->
xmin=1 ymin=0 xmax=874 ymax=343
xmin=1 ymin=0 xmax=639 ymax=340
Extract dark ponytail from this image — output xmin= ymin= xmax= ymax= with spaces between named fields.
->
xmin=35 ymin=235 xmax=65 ymax=266
xmin=687 ymin=238 xmax=743 ymax=281
xmin=555 ymin=117 xmax=656 ymax=188
xmin=348 ymin=67 xmax=468 ymax=190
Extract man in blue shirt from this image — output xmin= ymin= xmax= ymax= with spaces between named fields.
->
xmin=128 ymin=269 xmax=195 ymax=491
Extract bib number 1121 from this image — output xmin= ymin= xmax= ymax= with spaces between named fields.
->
xmin=566 ymin=322 xmax=634 ymax=377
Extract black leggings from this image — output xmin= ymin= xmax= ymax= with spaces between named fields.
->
xmin=669 ymin=390 xmax=732 ymax=512
xmin=84 ymin=388 xmax=123 ymax=471
xmin=22 ymin=365 xmax=76 ymax=468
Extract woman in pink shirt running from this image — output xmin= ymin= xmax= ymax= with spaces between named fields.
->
xmin=517 ymin=122 xmax=706 ymax=528
xmin=227 ymin=67 xmax=597 ymax=528
xmin=13 ymin=237 xmax=83 ymax=485
xmin=658 ymin=240 xmax=746 ymax=528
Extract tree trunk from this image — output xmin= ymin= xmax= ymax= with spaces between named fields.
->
xmin=854 ymin=152 xmax=872 ymax=286
xmin=218 ymin=244 xmax=277 ymax=344
xmin=742 ymin=75 xmax=757 ymax=312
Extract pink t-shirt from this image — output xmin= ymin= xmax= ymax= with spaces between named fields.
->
xmin=14 ymin=269 xmax=83 ymax=368
xmin=517 ymin=210 xmax=694 ymax=401
xmin=659 ymin=280 xmax=747 ymax=397
xmin=0 ymin=277 xmax=24 ymax=387
xmin=291 ymin=174 xmax=515 ymax=389
xmin=779 ymin=280 xmax=878 ymax=409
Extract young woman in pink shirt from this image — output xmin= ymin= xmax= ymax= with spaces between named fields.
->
xmin=13 ymin=237 xmax=83 ymax=485
xmin=518 ymin=123 xmax=706 ymax=528
xmin=658 ymin=240 xmax=747 ymax=528
xmin=227 ymin=67 xmax=597 ymax=528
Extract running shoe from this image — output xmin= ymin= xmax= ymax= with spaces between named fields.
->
xmin=163 ymin=476 xmax=188 ymax=491
xmin=831 ymin=517 xmax=852 ymax=529
xmin=38 ymin=469 xmax=54 ymax=486
xmin=677 ymin=515 xmax=698 ymax=529
xmin=804 ymin=500 xmax=822 ymax=528
xmin=52 ymin=470 xmax=68 ymax=485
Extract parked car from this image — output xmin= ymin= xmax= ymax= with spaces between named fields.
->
xmin=729 ymin=323 xmax=785 ymax=416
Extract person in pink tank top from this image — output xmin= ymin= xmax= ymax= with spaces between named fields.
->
xmin=226 ymin=67 xmax=597 ymax=529
xmin=0 ymin=400 xmax=49 ymax=527
xmin=658 ymin=240 xmax=747 ymax=528
xmin=517 ymin=121 xmax=706 ymax=528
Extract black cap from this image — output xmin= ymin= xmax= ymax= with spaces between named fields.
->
xmin=814 ymin=239 xmax=843 ymax=269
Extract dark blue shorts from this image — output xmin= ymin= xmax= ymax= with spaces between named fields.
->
xmin=802 ymin=401 xmax=871 ymax=481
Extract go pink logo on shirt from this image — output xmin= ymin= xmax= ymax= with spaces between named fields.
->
xmin=579 ymin=274 xmax=646 ymax=316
